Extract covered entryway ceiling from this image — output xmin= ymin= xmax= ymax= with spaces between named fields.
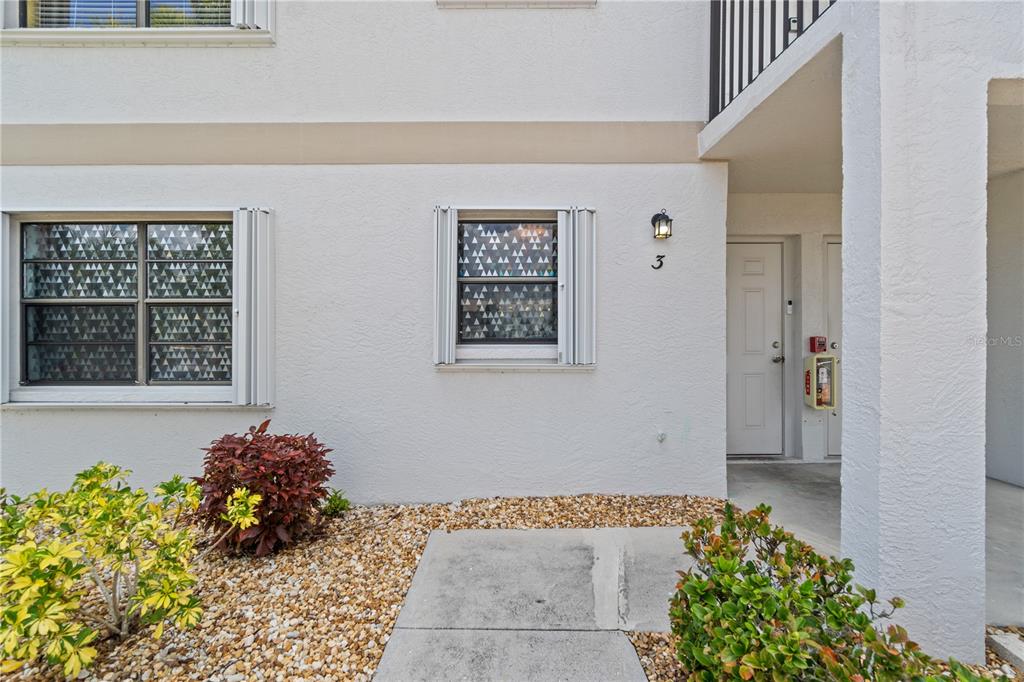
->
xmin=700 ymin=37 xmax=842 ymax=193
xmin=989 ymin=80 xmax=1024 ymax=178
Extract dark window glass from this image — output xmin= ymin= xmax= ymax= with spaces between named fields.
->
xmin=19 ymin=222 xmax=233 ymax=386
xmin=457 ymin=221 xmax=558 ymax=344
xmin=24 ymin=305 xmax=137 ymax=383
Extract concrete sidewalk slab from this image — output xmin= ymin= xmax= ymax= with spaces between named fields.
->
xmin=374 ymin=629 xmax=647 ymax=682
xmin=394 ymin=527 xmax=690 ymax=632
xmin=395 ymin=529 xmax=601 ymax=630
xmin=381 ymin=527 xmax=692 ymax=681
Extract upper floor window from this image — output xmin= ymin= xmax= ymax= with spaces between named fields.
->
xmin=21 ymin=0 xmax=231 ymax=28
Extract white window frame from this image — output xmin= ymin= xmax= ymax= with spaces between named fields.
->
xmin=1 ymin=209 xmax=274 ymax=405
xmin=434 ymin=206 xmax=596 ymax=370
xmin=0 ymin=0 xmax=275 ymax=47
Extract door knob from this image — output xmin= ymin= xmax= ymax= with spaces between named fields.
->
xmin=830 ymin=342 xmax=838 ymax=350
xmin=771 ymin=355 xmax=785 ymax=364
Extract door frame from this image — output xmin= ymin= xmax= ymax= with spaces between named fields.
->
xmin=823 ymin=237 xmax=842 ymax=458
xmin=726 ymin=237 xmax=791 ymax=457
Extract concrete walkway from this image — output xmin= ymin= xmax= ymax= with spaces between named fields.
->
xmin=375 ymin=528 xmax=690 ymax=681
xmin=376 ymin=464 xmax=1023 ymax=680
xmin=727 ymin=462 xmax=1024 ymax=626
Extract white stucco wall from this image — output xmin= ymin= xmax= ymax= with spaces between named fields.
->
xmin=841 ymin=0 xmax=1023 ymax=663
xmin=0 ymin=162 xmax=729 ymax=503
xmin=0 ymin=0 xmax=708 ymax=124
xmin=987 ymin=170 xmax=1024 ymax=487
xmin=727 ymin=193 xmax=841 ymax=461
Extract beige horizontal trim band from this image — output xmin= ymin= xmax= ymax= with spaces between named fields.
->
xmin=0 ymin=121 xmax=703 ymax=166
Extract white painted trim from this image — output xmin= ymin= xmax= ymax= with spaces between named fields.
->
xmin=557 ymin=207 xmax=597 ymax=365
xmin=7 ymin=210 xmax=232 ymax=221
xmin=9 ymin=385 xmax=233 ymax=403
xmin=436 ymin=0 xmax=595 ymax=8
xmin=0 ymin=27 xmax=273 ymax=47
xmin=433 ymin=207 xmax=458 ymax=365
xmin=456 ymin=344 xmax=558 ymax=361
xmin=436 ymin=362 xmax=595 ymax=373
xmin=2 ymin=401 xmax=260 ymax=410
xmin=0 ymin=214 xmax=9 ymax=404
xmin=232 ymin=208 xmax=275 ymax=406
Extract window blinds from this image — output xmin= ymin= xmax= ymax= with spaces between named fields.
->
xmin=557 ymin=207 xmax=597 ymax=365
xmin=232 ymin=208 xmax=275 ymax=406
xmin=25 ymin=0 xmax=138 ymax=28
xmin=22 ymin=0 xmax=232 ymax=28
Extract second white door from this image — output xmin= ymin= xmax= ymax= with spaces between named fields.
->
xmin=727 ymin=243 xmax=784 ymax=455
xmin=826 ymin=241 xmax=842 ymax=456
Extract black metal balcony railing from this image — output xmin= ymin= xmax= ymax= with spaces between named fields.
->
xmin=709 ymin=0 xmax=838 ymax=120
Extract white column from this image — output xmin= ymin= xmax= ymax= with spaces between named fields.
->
xmin=840 ymin=0 xmax=1022 ymax=663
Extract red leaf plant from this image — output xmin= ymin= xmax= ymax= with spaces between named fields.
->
xmin=194 ymin=420 xmax=335 ymax=556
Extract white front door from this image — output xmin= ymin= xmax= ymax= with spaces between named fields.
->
xmin=826 ymin=241 xmax=842 ymax=456
xmin=727 ymin=243 xmax=784 ymax=455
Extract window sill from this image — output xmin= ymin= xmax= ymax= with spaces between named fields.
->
xmin=0 ymin=27 xmax=275 ymax=47
xmin=7 ymin=385 xmax=237 ymax=404
xmin=2 ymin=401 xmax=270 ymax=410
xmin=436 ymin=361 xmax=595 ymax=373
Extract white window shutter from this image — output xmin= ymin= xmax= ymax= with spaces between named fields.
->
xmin=231 ymin=0 xmax=269 ymax=29
xmin=434 ymin=206 xmax=458 ymax=364
xmin=557 ymin=207 xmax=597 ymax=365
xmin=1 ymin=213 xmax=10 ymax=404
xmin=233 ymin=208 xmax=275 ymax=405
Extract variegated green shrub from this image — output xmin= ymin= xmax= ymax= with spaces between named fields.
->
xmin=669 ymin=503 xmax=981 ymax=682
xmin=0 ymin=463 xmax=260 ymax=678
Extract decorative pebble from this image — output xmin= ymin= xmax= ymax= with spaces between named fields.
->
xmin=11 ymin=494 xmax=1016 ymax=681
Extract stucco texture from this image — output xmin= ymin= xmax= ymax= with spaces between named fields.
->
xmin=840 ymin=0 xmax=1024 ymax=663
xmin=0 ymin=1 xmax=708 ymax=124
xmin=0 ymin=163 xmax=728 ymax=503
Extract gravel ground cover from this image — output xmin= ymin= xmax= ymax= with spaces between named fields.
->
xmin=11 ymin=494 xmax=723 ymax=682
xmin=12 ymin=493 xmax=1015 ymax=681
xmin=628 ymin=632 xmax=1022 ymax=681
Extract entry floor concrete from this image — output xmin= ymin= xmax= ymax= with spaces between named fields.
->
xmin=376 ymin=464 xmax=1023 ymax=680
xmin=727 ymin=462 xmax=1024 ymax=627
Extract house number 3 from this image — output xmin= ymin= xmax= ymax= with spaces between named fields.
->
xmin=651 ymin=255 xmax=666 ymax=270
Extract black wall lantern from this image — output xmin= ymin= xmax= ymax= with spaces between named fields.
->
xmin=651 ymin=209 xmax=673 ymax=239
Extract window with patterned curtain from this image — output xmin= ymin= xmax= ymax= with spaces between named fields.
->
xmin=456 ymin=221 xmax=558 ymax=344
xmin=20 ymin=222 xmax=233 ymax=384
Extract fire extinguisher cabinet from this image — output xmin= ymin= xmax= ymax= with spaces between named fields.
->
xmin=804 ymin=355 xmax=838 ymax=410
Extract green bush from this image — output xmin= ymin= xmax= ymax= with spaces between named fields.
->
xmin=321 ymin=488 xmax=351 ymax=518
xmin=0 ymin=464 xmax=260 ymax=678
xmin=669 ymin=503 xmax=980 ymax=682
